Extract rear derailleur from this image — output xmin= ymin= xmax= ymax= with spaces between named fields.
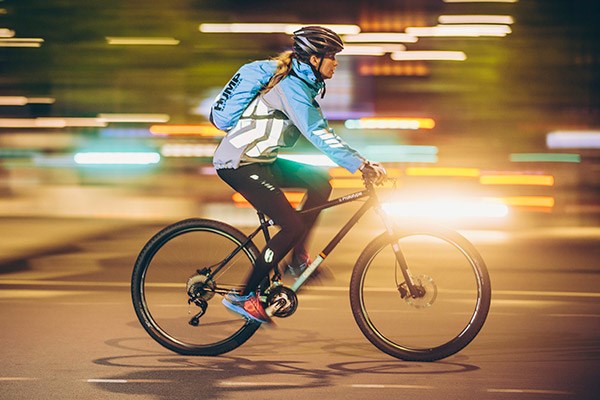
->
xmin=186 ymin=268 xmax=216 ymax=326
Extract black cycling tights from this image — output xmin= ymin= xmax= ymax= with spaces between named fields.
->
xmin=217 ymin=158 xmax=332 ymax=295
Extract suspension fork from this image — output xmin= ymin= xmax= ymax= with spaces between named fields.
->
xmin=372 ymin=200 xmax=420 ymax=296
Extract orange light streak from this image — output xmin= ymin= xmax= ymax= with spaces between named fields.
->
xmin=480 ymin=175 xmax=554 ymax=186
xmin=149 ymin=124 xmax=224 ymax=137
xmin=233 ymin=191 xmax=305 ymax=208
xmin=405 ymin=167 xmax=480 ymax=177
xmin=492 ymin=196 xmax=555 ymax=208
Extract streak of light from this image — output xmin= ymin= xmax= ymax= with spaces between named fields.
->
xmin=480 ymin=174 xmax=555 ymax=186
xmin=97 ymin=113 xmax=170 ymax=123
xmin=338 ymin=46 xmax=385 ymax=56
xmin=0 ymin=96 xmax=55 ymax=106
xmin=364 ymin=145 xmax=438 ymax=163
xmin=510 ymin=153 xmax=581 ymax=163
xmin=546 ymin=131 xmax=600 ymax=149
xmin=279 ymin=154 xmax=337 ymax=167
xmin=345 ymin=117 xmax=435 ymax=130
xmin=343 ymin=33 xmax=418 ymax=43
xmin=0 ymin=28 xmax=15 ymax=37
xmin=391 ymin=51 xmax=467 ymax=61
xmin=233 ymin=191 xmax=304 ymax=208
xmin=443 ymin=0 xmax=518 ymax=3
xmin=105 ymin=37 xmax=180 ymax=45
xmin=199 ymin=23 xmax=360 ymax=35
xmin=490 ymin=196 xmax=555 ymax=209
xmin=339 ymin=44 xmax=407 ymax=56
xmin=73 ymin=152 xmax=160 ymax=165
xmin=0 ymin=38 xmax=44 ymax=47
xmin=438 ymin=15 xmax=515 ymax=24
xmin=0 ymin=117 xmax=106 ymax=128
xmin=405 ymin=25 xmax=511 ymax=37
xmin=382 ymin=197 xmax=509 ymax=220
xmin=149 ymin=124 xmax=225 ymax=137
xmin=405 ymin=167 xmax=480 ymax=177
xmin=161 ymin=143 xmax=217 ymax=157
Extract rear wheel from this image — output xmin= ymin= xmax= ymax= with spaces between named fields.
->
xmin=131 ymin=218 xmax=264 ymax=356
xmin=350 ymin=228 xmax=491 ymax=361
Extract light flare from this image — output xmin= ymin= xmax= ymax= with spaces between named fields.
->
xmin=382 ymin=197 xmax=509 ymax=220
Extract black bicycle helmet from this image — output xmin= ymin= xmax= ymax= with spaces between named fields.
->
xmin=293 ymin=26 xmax=344 ymax=59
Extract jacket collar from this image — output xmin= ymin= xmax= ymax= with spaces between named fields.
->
xmin=291 ymin=58 xmax=324 ymax=93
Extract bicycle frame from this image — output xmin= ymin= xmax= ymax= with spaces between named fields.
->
xmin=210 ymin=183 xmax=419 ymax=295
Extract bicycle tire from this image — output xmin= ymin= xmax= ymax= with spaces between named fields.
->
xmin=131 ymin=218 xmax=263 ymax=356
xmin=350 ymin=228 xmax=491 ymax=362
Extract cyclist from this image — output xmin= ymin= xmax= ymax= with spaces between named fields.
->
xmin=213 ymin=26 xmax=386 ymax=323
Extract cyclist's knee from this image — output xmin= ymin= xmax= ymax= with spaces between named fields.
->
xmin=280 ymin=214 xmax=306 ymax=241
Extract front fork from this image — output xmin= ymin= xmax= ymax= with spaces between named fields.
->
xmin=373 ymin=204 xmax=421 ymax=297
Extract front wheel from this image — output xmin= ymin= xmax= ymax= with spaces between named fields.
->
xmin=350 ymin=228 xmax=491 ymax=361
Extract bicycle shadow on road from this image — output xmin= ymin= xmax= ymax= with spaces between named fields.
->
xmin=90 ymin=336 xmax=480 ymax=399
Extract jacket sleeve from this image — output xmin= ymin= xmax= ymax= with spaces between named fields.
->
xmin=264 ymin=82 xmax=366 ymax=173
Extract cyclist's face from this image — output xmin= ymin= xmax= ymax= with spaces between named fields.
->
xmin=310 ymin=54 xmax=338 ymax=80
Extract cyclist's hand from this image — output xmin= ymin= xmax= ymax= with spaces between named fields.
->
xmin=361 ymin=161 xmax=387 ymax=186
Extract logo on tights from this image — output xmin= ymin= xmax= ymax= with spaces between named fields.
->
xmin=264 ymin=248 xmax=274 ymax=263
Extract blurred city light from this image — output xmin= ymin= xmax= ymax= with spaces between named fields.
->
xmin=509 ymin=153 xmax=581 ymax=163
xmin=391 ymin=51 xmax=467 ymax=61
xmin=358 ymin=62 xmax=429 ymax=76
xmin=438 ymin=15 xmax=515 ymax=24
xmin=233 ymin=191 xmax=304 ymax=208
xmin=382 ymin=197 xmax=509 ymax=220
xmin=97 ymin=114 xmax=170 ymax=123
xmin=364 ymin=145 xmax=438 ymax=163
xmin=199 ymin=23 xmax=360 ymax=35
xmin=339 ymin=45 xmax=386 ymax=57
xmin=480 ymin=174 xmax=555 ymax=186
xmin=0 ymin=96 xmax=55 ymax=106
xmin=0 ymin=28 xmax=15 ymax=37
xmin=105 ymin=37 xmax=180 ymax=46
xmin=0 ymin=38 xmax=44 ymax=47
xmin=345 ymin=117 xmax=435 ymax=130
xmin=279 ymin=154 xmax=337 ymax=167
xmin=149 ymin=124 xmax=224 ymax=137
xmin=546 ymin=131 xmax=600 ymax=149
xmin=0 ymin=117 xmax=106 ymax=128
xmin=405 ymin=167 xmax=480 ymax=177
xmin=494 ymin=196 xmax=554 ymax=210
xmin=405 ymin=25 xmax=511 ymax=37
xmin=443 ymin=0 xmax=518 ymax=3
xmin=161 ymin=144 xmax=217 ymax=158
xmin=339 ymin=44 xmax=407 ymax=56
xmin=73 ymin=152 xmax=161 ymax=165
xmin=343 ymin=33 xmax=418 ymax=43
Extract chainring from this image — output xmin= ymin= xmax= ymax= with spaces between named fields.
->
xmin=266 ymin=286 xmax=298 ymax=318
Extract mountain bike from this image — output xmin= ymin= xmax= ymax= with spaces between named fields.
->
xmin=131 ymin=179 xmax=491 ymax=362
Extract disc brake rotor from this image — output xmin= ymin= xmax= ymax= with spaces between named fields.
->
xmin=405 ymin=274 xmax=437 ymax=309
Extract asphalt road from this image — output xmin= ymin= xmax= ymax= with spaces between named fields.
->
xmin=0 ymin=217 xmax=599 ymax=400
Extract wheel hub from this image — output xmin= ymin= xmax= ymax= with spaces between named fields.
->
xmin=404 ymin=275 xmax=437 ymax=309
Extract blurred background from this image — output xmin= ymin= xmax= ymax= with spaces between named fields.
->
xmin=1 ymin=0 xmax=599 ymax=229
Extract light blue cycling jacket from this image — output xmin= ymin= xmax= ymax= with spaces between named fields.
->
xmin=213 ymin=58 xmax=365 ymax=173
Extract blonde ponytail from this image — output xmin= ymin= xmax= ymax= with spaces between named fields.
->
xmin=261 ymin=51 xmax=294 ymax=94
